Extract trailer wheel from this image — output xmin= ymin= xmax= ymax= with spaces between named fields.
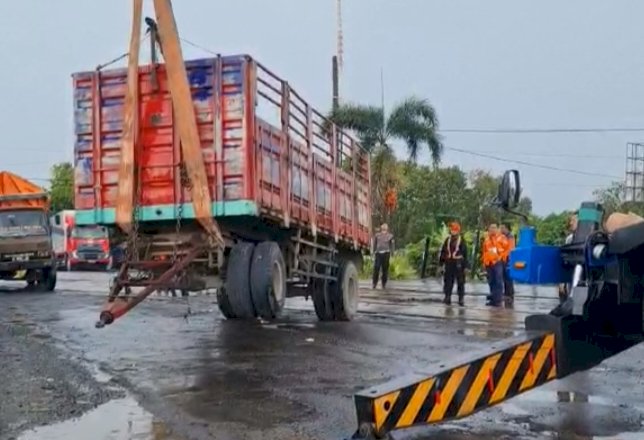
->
xmin=312 ymin=278 xmax=334 ymax=321
xmin=331 ymin=260 xmax=359 ymax=321
xmin=224 ymin=242 xmax=256 ymax=319
xmin=250 ymin=242 xmax=286 ymax=320
xmin=216 ymin=287 xmax=238 ymax=319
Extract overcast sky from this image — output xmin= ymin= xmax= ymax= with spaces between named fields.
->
xmin=1 ymin=0 xmax=643 ymax=214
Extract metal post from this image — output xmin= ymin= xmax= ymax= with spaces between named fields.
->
xmin=420 ymin=236 xmax=430 ymax=279
xmin=332 ymin=55 xmax=339 ymax=111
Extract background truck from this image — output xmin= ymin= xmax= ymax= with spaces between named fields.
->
xmin=0 ymin=172 xmax=56 ymax=291
xmin=72 ymin=12 xmax=371 ymax=326
xmin=51 ymin=210 xmax=112 ymax=271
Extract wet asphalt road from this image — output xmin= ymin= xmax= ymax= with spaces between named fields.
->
xmin=1 ymin=273 xmax=644 ymax=440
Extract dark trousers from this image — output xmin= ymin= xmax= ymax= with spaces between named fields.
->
xmin=443 ymin=260 xmax=465 ymax=301
xmin=373 ymin=252 xmax=390 ymax=288
xmin=486 ymin=262 xmax=504 ymax=305
xmin=502 ymin=261 xmax=514 ymax=298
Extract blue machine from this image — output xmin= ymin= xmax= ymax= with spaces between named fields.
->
xmin=508 ymin=226 xmax=563 ymax=285
xmin=507 ymin=202 xmax=607 ymax=286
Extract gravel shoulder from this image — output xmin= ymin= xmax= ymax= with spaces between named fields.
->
xmin=0 ymin=305 xmax=122 ymax=440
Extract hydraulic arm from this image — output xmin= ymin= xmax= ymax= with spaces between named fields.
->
xmin=349 ymin=171 xmax=644 ymax=439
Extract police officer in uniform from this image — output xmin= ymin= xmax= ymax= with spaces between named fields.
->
xmin=372 ymin=223 xmax=395 ymax=289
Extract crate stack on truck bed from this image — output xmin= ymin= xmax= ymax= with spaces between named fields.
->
xmin=73 ymin=55 xmax=371 ymax=324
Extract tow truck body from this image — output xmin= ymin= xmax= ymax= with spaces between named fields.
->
xmin=350 ymin=170 xmax=644 ymax=439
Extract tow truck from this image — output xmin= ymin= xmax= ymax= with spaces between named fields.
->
xmin=348 ymin=170 xmax=644 ymax=439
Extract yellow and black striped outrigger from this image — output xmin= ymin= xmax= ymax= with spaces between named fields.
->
xmin=350 ymin=307 xmax=644 ymax=440
xmin=351 ymin=331 xmax=558 ymax=439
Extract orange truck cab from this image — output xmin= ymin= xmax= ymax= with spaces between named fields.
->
xmin=0 ymin=172 xmax=57 ymax=290
xmin=51 ymin=210 xmax=112 ymax=271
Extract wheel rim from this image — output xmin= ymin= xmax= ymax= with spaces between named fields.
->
xmin=344 ymin=269 xmax=359 ymax=316
xmin=272 ymin=260 xmax=285 ymax=304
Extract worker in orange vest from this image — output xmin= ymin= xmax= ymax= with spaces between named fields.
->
xmin=482 ymin=223 xmax=509 ymax=307
xmin=500 ymin=223 xmax=515 ymax=305
xmin=439 ymin=222 xmax=468 ymax=306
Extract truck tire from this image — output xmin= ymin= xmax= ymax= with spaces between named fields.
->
xmin=37 ymin=268 xmax=57 ymax=292
xmin=216 ymin=287 xmax=237 ymax=319
xmin=250 ymin=242 xmax=286 ymax=320
xmin=331 ymin=260 xmax=359 ymax=321
xmin=312 ymin=278 xmax=334 ymax=321
xmin=224 ymin=242 xmax=256 ymax=319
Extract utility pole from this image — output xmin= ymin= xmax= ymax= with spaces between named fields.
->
xmin=332 ymin=0 xmax=343 ymax=110
xmin=332 ymin=56 xmax=339 ymax=111
xmin=380 ymin=67 xmax=385 ymax=123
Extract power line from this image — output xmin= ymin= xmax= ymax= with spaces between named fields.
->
xmin=466 ymin=150 xmax=620 ymax=159
xmin=442 ymin=127 xmax=644 ymax=134
xmin=447 ymin=147 xmax=622 ymax=179
xmin=150 ymin=36 xmax=644 ymax=139
xmin=531 ymin=182 xmax=606 ymax=188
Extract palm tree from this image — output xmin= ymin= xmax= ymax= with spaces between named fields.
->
xmin=329 ymin=97 xmax=443 ymax=224
xmin=329 ymin=96 xmax=443 ymax=163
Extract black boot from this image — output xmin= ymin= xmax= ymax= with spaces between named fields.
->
xmin=443 ymin=294 xmax=452 ymax=305
xmin=458 ymin=295 xmax=465 ymax=307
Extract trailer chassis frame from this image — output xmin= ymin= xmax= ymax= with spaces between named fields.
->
xmin=96 ymin=240 xmax=208 ymax=328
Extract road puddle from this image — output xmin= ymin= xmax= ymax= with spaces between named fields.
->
xmin=17 ymin=397 xmax=178 ymax=440
xmin=456 ymin=327 xmax=519 ymax=338
xmin=516 ymin=389 xmax=614 ymax=405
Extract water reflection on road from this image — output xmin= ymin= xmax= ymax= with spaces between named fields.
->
xmin=17 ymin=397 xmax=177 ymax=440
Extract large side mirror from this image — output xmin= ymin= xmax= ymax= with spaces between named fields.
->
xmin=498 ymin=170 xmax=521 ymax=210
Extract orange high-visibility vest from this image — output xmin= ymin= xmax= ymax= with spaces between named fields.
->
xmin=482 ymin=234 xmax=508 ymax=267
xmin=444 ymin=236 xmax=463 ymax=260
xmin=502 ymin=233 xmax=515 ymax=262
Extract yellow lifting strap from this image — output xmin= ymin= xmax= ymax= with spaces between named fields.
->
xmin=115 ymin=0 xmax=143 ymax=234
xmin=115 ymin=0 xmax=224 ymax=246
xmin=352 ymin=331 xmax=557 ymax=439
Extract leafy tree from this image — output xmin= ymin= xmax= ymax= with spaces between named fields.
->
xmin=390 ymin=165 xmax=470 ymax=245
xmin=535 ymin=211 xmax=572 ymax=245
xmin=49 ymin=162 xmax=74 ymax=213
xmin=593 ymin=181 xmax=625 ymax=215
xmin=464 ymin=170 xmax=533 ymax=229
xmin=592 ymin=181 xmax=644 ymax=217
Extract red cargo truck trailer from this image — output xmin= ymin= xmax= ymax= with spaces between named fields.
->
xmin=72 ymin=55 xmax=371 ymax=324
